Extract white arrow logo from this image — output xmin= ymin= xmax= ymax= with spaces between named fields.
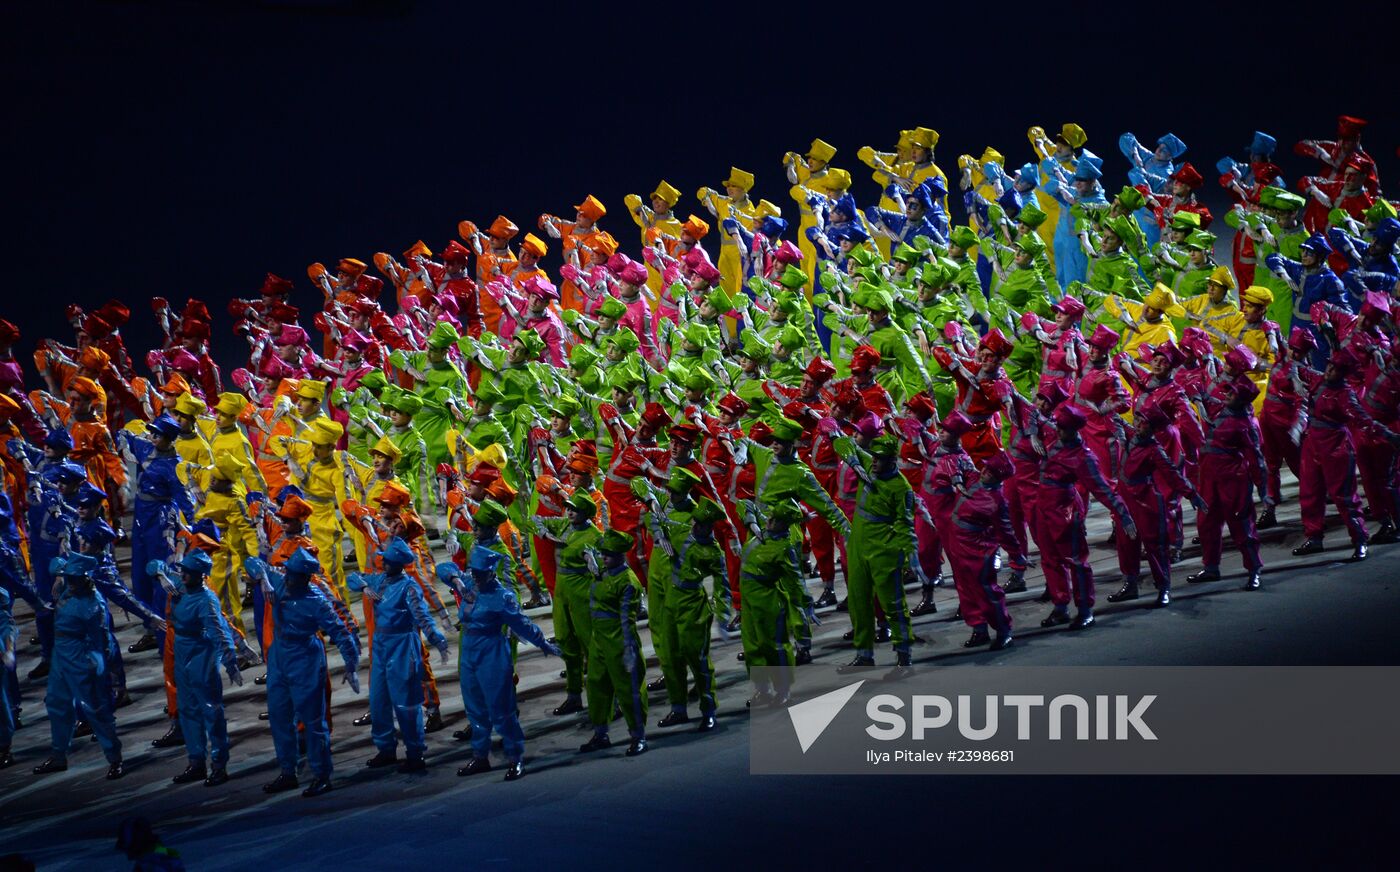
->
xmin=787 ymin=680 xmax=865 ymax=753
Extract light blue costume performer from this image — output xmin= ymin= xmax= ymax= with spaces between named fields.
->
xmin=347 ymin=536 xmax=449 ymax=773
xmin=1263 ymin=234 xmax=1352 ymax=369
xmin=147 ymin=549 xmax=242 ymax=786
xmin=438 ymin=547 xmax=560 ymax=781
xmin=117 ymin=413 xmax=194 ymax=654
xmin=1043 ymin=153 xmax=1105 ymax=286
xmin=1120 ymin=131 xmax=1187 ymax=248
xmin=32 ymin=553 xmax=134 ymax=780
xmin=245 ymin=548 xmax=361 ymax=798
xmin=24 ymin=460 xmax=83 ymax=678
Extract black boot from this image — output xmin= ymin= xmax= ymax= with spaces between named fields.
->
xmin=263 ymin=772 xmax=299 ymax=793
xmin=106 ymin=760 xmax=125 ymax=780
xmin=254 ymin=673 xmax=268 ymax=686
xmin=503 ymin=761 xmax=524 ymax=781
xmin=128 ymin=633 xmax=157 ymax=654
xmin=1292 ymin=538 xmax=1325 ymax=556
xmin=1256 ymin=506 xmax=1277 ymax=529
xmin=910 ymin=588 xmax=937 ymax=616
xmin=835 ymin=597 xmax=849 ymax=613
xmin=204 ymin=767 xmax=228 ymax=787
xmin=365 ymin=750 xmax=398 ymax=768
xmin=1002 ymin=571 xmax=1026 ymax=594
xmin=424 ymin=707 xmax=445 ymax=733
xmin=962 ymin=627 xmax=990 ymax=648
xmin=1153 ymin=588 xmax=1171 ymax=608
xmin=352 ymin=712 xmax=373 ymax=726
xmin=794 ymin=647 xmax=813 ymax=665
xmin=874 ymin=624 xmax=892 ymax=643
xmin=990 ymin=632 xmax=1014 ymax=651
xmin=552 ymin=695 xmax=584 ymax=716
xmin=1372 ymin=523 xmax=1398 ymax=545
xmin=1243 ymin=570 xmax=1262 ymax=591
xmin=1069 ymin=610 xmax=1095 ymax=631
xmin=458 ymin=756 xmax=493 ymax=776
xmin=1107 ymin=577 xmax=1140 ymax=602
xmin=578 ymin=734 xmax=612 ymax=753
xmin=398 ymin=756 xmax=427 ymax=774
xmin=697 ymin=713 xmax=717 ymax=732
xmin=0 ymin=749 xmax=12 ymax=769
xmin=1351 ymin=541 xmax=1369 ymax=562
xmin=33 ymin=757 xmax=68 ymax=774
xmin=302 ymin=776 xmax=333 ymax=797
xmin=883 ymin=651 xmax=914 ymax=682
xmin=1186 ymin=568 xmax=1221 ymax=584
xmin=172 ymin=762 xmax=207 ymax=784
xmin=151 ymin=721 xmax=184 ymax=748
xmin=841 ymin=628 xmax=854 ymax=641
xmin=836 ymin=654 xmax=876 ymax=674
xmin=657 ymin=709 xmax=689 ymax=728
xmin=813 ymin=587 xmax=837 ymax=609
xmin=26 ymin=660 xmax=49 ymax=681
xmin=625 ymin=737 xmax=648 ymax=756
xmin=646 ymin=677 xmax=666 ymax=692
xmin=1040 ymin=608 xmax=1071 ymax=628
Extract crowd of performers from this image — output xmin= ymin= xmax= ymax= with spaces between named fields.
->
xmin=0 ymin=115 xmax=1398 ymax=795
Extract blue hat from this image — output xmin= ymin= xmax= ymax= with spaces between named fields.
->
xmin=761 ymin=215 xmax=789 ymax=237
xmin=1016 ymin=163 xmax=1040 ymax=189
xmin=1156 ymin=133 xmax=1187 ymax=159
xmin=469 ymin=545 xmax=504 ymax=573
xmin=44 ymin=429 xmax=73 ymax=451
xmin=908 ymin=184 xmax=934 ymax=209
xmin=148 ymin=413 xmax=181 ymax=438
xmin=1301 ymin=234 xmax=1333 ymax=256
xmin=190 ymin=518 xmax=222 ymax=543
xmin=56 ymin=552 xmax=97 ymax=577
xmin=1372 ymin=217 xmax=1400 ymax=249
xmin=435 ymin=561 xmax=462 ymax=583
xmin=377 ymin=536 xmax=416 ymax=566
xmin=1072 ymin=161 xmax=1103 ymax=182
xmin=47 ymin=461 xmax=87 ymax=484
xmin=1249 ymin=131 xmax=1277 ymax=157
xmin=276 ymin=484 xmax=304 ymax=503
xmin=833 ymin=193 xmax=859 ymax=220
xmin=922 ymin=175 xmax=948 ymax=199
xmin=833 ymin=224 xmax=870 ymax=245
xmin=75 ymin=481 xmax=107 ymax=505
xmin=81 ymin=519 xmax=116 ymax=548
xmin=179 ymin=549 xmax=214 ymax=575
xmin=285 ymin=547 xmax=321 ymax=576
xmin=1216 ymin=156 xmax=1239 ymax=176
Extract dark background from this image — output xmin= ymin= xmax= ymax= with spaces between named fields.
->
xmin=5 ymin=1 xmax=1397 ymax=378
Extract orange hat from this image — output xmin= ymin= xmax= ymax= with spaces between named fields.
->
xmin=338 ymin=258 xmax=368 ymax=277
xmin=276 ymin=494 xmax=314 ymax=521
xmin=520 ymin=233 xmax=548 ymax=258
xmin=575 ymin=195 xmax=606 ymax=222
xmin=399 ymin=514 xmax=426 ymax=542
xmin=489 ymin=215 xmax=520 ymax=240
xmin=0 ymin=394 xmax=21 ymax=419
xmin=68 ymin=376 xmax=102 ymax=400
xmin=374 ymin=480 xmax=413 ymax=511
xmin=587 ymin=232 xmax=619 ymax=257
xmin=566 ymin=456 xmax=597 ymax=476
xmin=486 ymin=478 xmax=517 ymax=506
xmin=403 ymin=240 xmax=432 ymax=260
xmin=182 ymin=531 xmax=223 ymax=554
xmin=80 ymin=346 xmax=111 ymax=372
xmin=161 ymin=374 xmax=192 ymax=395
xmin=682 ymin=215 xmax=710 ymax=240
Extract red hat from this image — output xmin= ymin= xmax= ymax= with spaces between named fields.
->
xmin=804 ymin=357 xmax=836 ymax=384
xmin=0 ymin=319 xmax=20 ymax=344
xmin=266 ymin=302 xmax=300 ymax=324
xmin=640 ymin=402 xmax=672 ymax=430
xmin=1287 ymin=326 xmax=1317 ymax=353
xmin=940 ymin=410 xmax=974 ymax=437
xmin=774 ymin=241 xmax=803 ymax=265
xmin=347 ymin=298 xmax=379 ymax=317
xmin=694 ymin=260 xmax=722 ymax=284
xmin=668 ymin=422 xmax=701 ymax=444
xmin=441 ymin=240 xmax=471 ymax=262
xmin=95 ymin=299 xmax=131 ymax=327
xmin=904 ymin=392 xmax=937 ymax=420
xmin=1050 ymin=296 xmax=1086 ymax=320
xmin=619 ymin=262 xmax=648 ymax=286
xmin=782 ymin=401 xmax=820 ymax=429
xmin=468 ymin=465 xmax=502 ymax=487
xmin=1087 ymin=324 xmax=1120 ymax=352
xmin=340 ymin=329 xmax=371 ymax=353
xmin=276 ymin=324 xmax=309 ymax=346
xmin=717 ymin=393 xmax=749 ymax=416
xmin=1035 ymin=381 xmax=1069 ymax=407
xmin=260 ymin=273 xmax=295 ymax=297
xmin=1224 ymin=345 xmax=1257 ymax=374
xmin=748 ymin=421 xmax=774 ymax=445
xmin=81 ymin=313 xmax=114 ymax=339
xmin=179 ymin=318 xmax=210 ymax=341
xmin=1337 ymin=115 xmax=1368 ymax=138
xmin=982 ymin=451 xmax=1015 ymax=481
xmin=570 ymin=439 xmax=598 ymax=459
xmin=1053 ymin=403 xmax=1088 ymax=430
xmin=979 ymin=328 xmax=1014 ymax=358
xmin=1170 ymin=162 xmax=1203 ymax=189
xmin=832 ymin=381 xmax=863 ymax=412
xmin=849 ymin=345 xmax=882 ymax=374
xmin=182 ymin=298 xmax=212 ymax=323
xmin=1343 ymin=154 xmax=1371 ymax=174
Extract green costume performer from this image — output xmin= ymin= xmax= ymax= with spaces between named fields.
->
xmin=389 ymin=322 xmax=468 ymax=467
xmin=531 ymin=491 xmax=602 ymax=714
xmin=658 ymin=497 xmax=729 ymax=729
xmin=344 ymin=370 xmax=390 ymax=463
xmin=739 ymin=498 xmax=805 ymax=706
xmin=579 ymin=530 xmax=649 ymax=756
xmin=378 ymin=386 xmax=433 ymax=512
xmin=1228 ymin=186 xmax=1309 ymax=330
xmin=635 ymin=467 xmax=700 ymax=718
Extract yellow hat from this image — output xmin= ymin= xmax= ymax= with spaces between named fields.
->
xmin=309 ymin=418 xmax=344 ymax=447
xmin=896 ymin=130 xmax=914 ymax=149
xmin=214 ymin=391 xmax=248 ymax=417
xmin=910 ymin=127 xmax=939 ymax=150
xmin=722 ymin=167 xmax=755 ymax=192
xmin=1208 ymin=265 xmax=1237 ymax=291
xmin=1058 ymin=123 xmax=1088 ymax=148
xmin=818 ymin=168 xmax=852 ymax=193
xmin=295 ymin=379 xmax=327 ymax=402
xmin=1144 ymin=284 xmax=1185 ymax=317
xmin=651 ymin=180 xmax=681 ymax=208
xmin=979 ymin=146 xmax=1005 ymax=166
xmin=213 ymin=453 xmax=247 ymax=483
xmin=806 ymin=139 xmax=837 ymax=163
xmin=756 ymin=199 xmax=783 ymax=219
xmin=369 ymin=435 xmax=402 ymax=463
xmin=173 ymin=392 xmax=206 ymax=417
xmin=1241 ymin=285 xmax=1275 ymax=306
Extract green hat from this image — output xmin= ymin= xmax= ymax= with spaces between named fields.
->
xmin=853 ymin=286 xmax=894 ymax=313
xmin=598 ymin=296 xmax=628 ymax=320
xmin=667 ymin=467 xmax=702 ymax=494
xmin=747 ymin=276 xmax=779 ymax=298
xmin=599 ymin=529 xmax=635 ymax=554
xmin=1169 ymin=210 xmax=1202 ymax=231
xmin=869 ymin=434 xmax=901 ymax=457
xmin=382 ymin=388 xmax=423 ymax=416
xmin=547 ymin=394 xmax=581 ymax=418
xmin=566 ymin=490 xmax=597 ymax=519
xmin=473 ymin=380 xmax=504 ymax=406
xmin=1259 ymin=186 xmax=1304 ymax=211
xmin=1184 ymin=230 xmax=1216 ymax=251
xmin=1364 ymin=199 xmax=1398 ymax=223
xmin=473 ymin=498 xmax=509 ymax=529
xmin=917 ymin=262 xmax=949 ymax=287
xmin=891 ymin=242 xmax=923 ymax=265
xmin=359 ymin=370 xmax=388 ymax=393
xmin=1114 ymin=185 xmax=1146 ymax=212
xmin=773 ymin=291 xmax=803 ymax=318
xmin=706 ymin=287 xmax=735 ymax=313
xmin=607 ymin=363 xmax=645 ymax=392
xmin=1103 ymin=215 xmax=1144 ymax=253
xmin=1015 ymin=234 xmax=1047 ymax=258
xmin=606 ymin=330 xmax=640 ymax=354
xmin=949 ymin=226 xmax=978 ymax=250
xmin=777 ymin=325 xmax=805 ymax=351
xmin=681 ymin=322 xmax=716 ymax=348
xmin=683 ymin=367 xmax=716 ymax=391
xmin=569 ymin=343 xmax=602 ymax=368
xmin=778 ymin=265 xmax=810 ymax=290
xmin=767 ymin=497 xmax=804 ymax=525
xmin=427 ymin=321 xmax=461 ymax=350
xmin=514 ymin=329 xmax=546 ymax=359
xmin=854 ymin=266 xmax=884 ymax=286
xmin=847 ymin=247 xmax=883 ymax=269
xmin=1017 ymin=203 xmax=1048 ymax=228
xmin=739 ymin=330 xmax=772 ymax=361
xmin=691 ymin=497 xmax=725 ymax=524
xmin=768 ymin=415 xmax=804 ymax=442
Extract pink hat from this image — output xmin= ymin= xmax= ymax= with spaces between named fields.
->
xmin=982 ymin=451 xmax=1015 ymax=481
xmin=1287 ymin=325 xmax=1317 ymax=353
xmin=276 ymin=324 xmax=309 ymax=346
xmin=1224 ymin=345 xmax=1257 ymax=373
xmin=1051 ymin=296 xmax=1086 ymax=320
xmin=166 ymin=347 xmax=201 ymax=375
xmin=340 ymin=329 xmax=370 ymax=353
xmin=1087 ymin=324 xmax=1120 ymax=352
xmin=523 ymin=275 xmax=560 ymax=301
xmin=432 ymin=293 xmax=461 ymax=317
xmin=852 ymin=411 xmax=882 ymax=439
xmin=682 ymin=247 xmax=712 ymax=270
xmin=940 ymin=410 xmax=974 ymax=437
xmin=619 ymin=262 xmax=649 ymax=286
xmin=606 ymin=253 xmax=633 ymax=276
xmin=694 ymin=260 xmax=722 ymax=284
xmin=1361 ymin=290 xmax=1393 ymax=319
xmin=259 ymin=355 xmax=295 ymax=380
xmin=773 ymin=241 xmax=803 ymax=266
xmin=1179 ymin=327 xmax=1213 ymax=358
xmin=1053 ymin=403 xmax=1088 ymax=430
